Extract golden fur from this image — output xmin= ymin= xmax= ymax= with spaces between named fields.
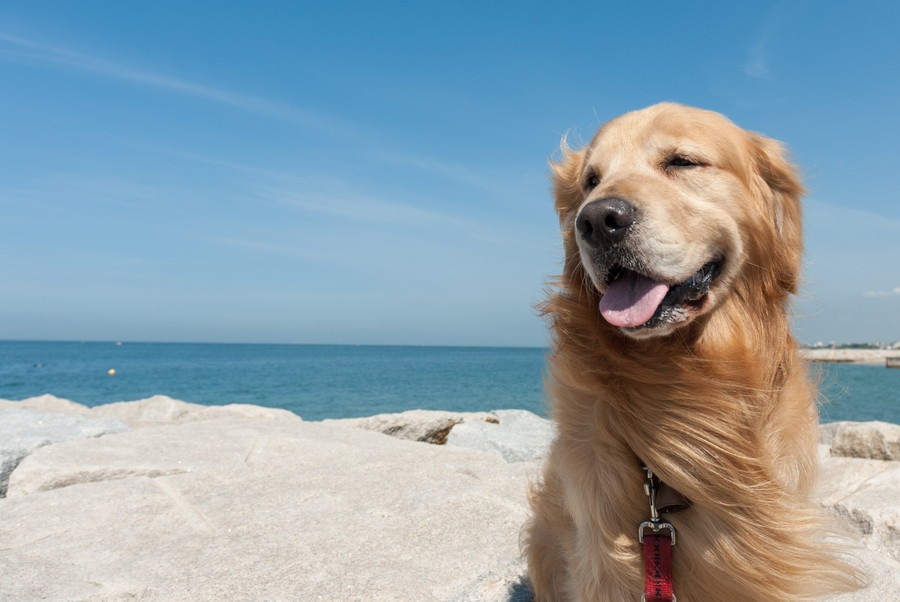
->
xmin=524 ymin=103 xmax=864 ymax=600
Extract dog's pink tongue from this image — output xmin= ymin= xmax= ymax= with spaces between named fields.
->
xmin=599 ymin=272 xmax=670 ymax=327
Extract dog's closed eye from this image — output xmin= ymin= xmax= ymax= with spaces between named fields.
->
xmin=663 ymin=154 xmax=705 ymax=172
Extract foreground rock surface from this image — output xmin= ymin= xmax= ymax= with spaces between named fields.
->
xmin=0 ymin=408 xmax=127 ymax=496
xmin=0 ymin=397 xmax=531 ymax=601
xmin=0 ymin=396 xmax=897 ymax=601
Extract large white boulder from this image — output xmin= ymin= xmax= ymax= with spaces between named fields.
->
xmin=1 ymin=411 xmax=532 ymax=601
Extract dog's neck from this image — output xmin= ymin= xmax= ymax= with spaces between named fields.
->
xmin=545 ymin=282 xmax=804 ymax=505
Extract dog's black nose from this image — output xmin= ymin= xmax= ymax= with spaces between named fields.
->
xmin=576 ymin=197 xmax=637 ymax=245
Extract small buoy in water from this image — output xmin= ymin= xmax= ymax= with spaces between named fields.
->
xmin=108 ymin=369 xmax=116 ymax=376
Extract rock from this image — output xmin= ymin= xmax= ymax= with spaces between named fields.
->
xmin=0 ymin=400 xmax=897 ymax=601
xmin=325 ymin=409 xmax=499 ymax=445
xmin=447 ymin=410 xmax=554 ymax=462
xmin=828 ymin=421 xmax=900 ymax=461
xmin=0 ymin=396 xmax=294 ymax=498
xmin=89 ymin=394 xmax=296 ymax=427
xmin=326 ymin=409 xmax=554 ymax=462
xmin=87 ymin=394 xmax=213 ymax=426
xmin=0 ymin=413 xmax=532 ymax=601
xmin=0 ymin=394 xmax=93 ymax=416
xmin=818 ymin=455 xmax=900 ymax=563
xmin=820 ymin=422 xmax=842 ymax=446
xmin=821 ymin=547 xmax=900 ymax=602
xmin=0 ymin=408 xmax=128 ymax=497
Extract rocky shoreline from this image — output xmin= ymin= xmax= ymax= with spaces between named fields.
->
xmin=1 ymin=395 xmax=898 ymax=601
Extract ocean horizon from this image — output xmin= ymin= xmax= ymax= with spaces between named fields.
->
xmin=1 ymin=340 xmax=897 ymax=424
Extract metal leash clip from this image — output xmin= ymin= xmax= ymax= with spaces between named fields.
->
xmin=638 ymin=466 xmax=676 ymax=545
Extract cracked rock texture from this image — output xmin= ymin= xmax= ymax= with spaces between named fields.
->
xmin=0 ymin=396 xmax=897 ymax=601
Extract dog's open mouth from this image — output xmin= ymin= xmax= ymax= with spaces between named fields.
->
xmin=599 ymin=259 xmax=723 ymax=329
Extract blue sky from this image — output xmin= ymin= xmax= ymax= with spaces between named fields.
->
xmin=1 ymin=1 xmax=898 ymax=346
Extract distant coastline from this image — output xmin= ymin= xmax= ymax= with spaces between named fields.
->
xmin=802 ymin=348 xmax=900 ymax=365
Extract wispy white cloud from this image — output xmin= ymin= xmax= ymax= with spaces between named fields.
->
xmin=0 ymin=32 xmax=346 ymax=134
xmin=0 ymin=32 xmax=517 ymax=198
xmin=376 ymin=152 xmax=514 ymax=197
xmin=1 ymin=28 xmax=538 ymax=256
xmin=142 ymin=142 xmax=521 ymax=201
xmin=197 ymin=233 xmax=333 ymax=262
xmin=803 ymin=199 xmax=900 ymax=319
xmin=744 ymin=40 xmax=771 ymax=79
xmin=258 ymin=186 xmax=482 ymax=233
xmin=806 ymin=198 xmax=900 ymax=234
xmin=742 ymin=1 xmax=801 ymax=80
xmin=863 ymin=287 xmax=900 ymax=298
xmin=132 ymin=144 xmax=287 ymax=179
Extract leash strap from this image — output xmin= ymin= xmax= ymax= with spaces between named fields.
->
xmin=642 ymin=533 xmax=675 ymax=601
xmin=640 ymin=467 xmax=677 ymax=601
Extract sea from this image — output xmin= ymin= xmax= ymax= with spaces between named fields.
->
xmin=0 ymin=341 xmax=897 ymax=424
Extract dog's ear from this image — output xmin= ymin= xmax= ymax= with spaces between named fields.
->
xmin=550 ymin=139 xmax=586 ymax=231
xmin=749 ymin=133 xmax=805 ymax=295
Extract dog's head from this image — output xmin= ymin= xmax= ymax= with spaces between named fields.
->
xmin=553 ymin=103 xmax=803 ymax=339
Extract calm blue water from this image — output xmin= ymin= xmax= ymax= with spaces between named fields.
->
xmin=0 ymin=341 xmax=548 ymax=421
xmin=0 ymin=341 xmax=896 ymax=423
xmin=816 ymin=362 xmax=900 ymax=424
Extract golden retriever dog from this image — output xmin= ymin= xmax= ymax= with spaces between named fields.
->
xmin=524 ymin=103 xmax=863 ymax=601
